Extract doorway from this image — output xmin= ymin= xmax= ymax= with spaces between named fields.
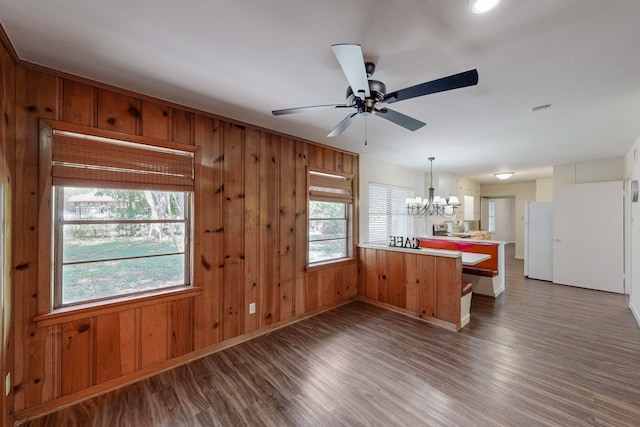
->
xmin=481 ymin=196 xmax=515 ymax=242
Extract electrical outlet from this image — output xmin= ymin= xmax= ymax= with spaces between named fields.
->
xmin=5 ymin=372 xmax=10 ymax=396
xmin=249 ymin=302 xmax=256 ymax=315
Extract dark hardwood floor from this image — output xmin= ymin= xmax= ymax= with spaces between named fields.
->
xmin=21 ymin=244 xmax=640 ymax=426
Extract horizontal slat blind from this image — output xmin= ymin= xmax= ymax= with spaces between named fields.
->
xmin=368 ymin=182 xmax=414 ymax=243
xmin=52 ymin=131 xmax=195 ymax=191
xmin=309 ymin=168 xmax=353 ymax=204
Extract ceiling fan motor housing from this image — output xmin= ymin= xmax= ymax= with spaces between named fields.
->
xmin=346 ymin=79 xmax=386 ymax=113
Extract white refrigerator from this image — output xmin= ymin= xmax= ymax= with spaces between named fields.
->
xmin=524 ymin=201 xmax=553 ymax=281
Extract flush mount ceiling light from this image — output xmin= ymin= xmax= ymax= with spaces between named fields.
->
xmin=470 ymin=0 xmax=501 ymax=14
xmin=494 ymin=172 xmax=514 ymax=180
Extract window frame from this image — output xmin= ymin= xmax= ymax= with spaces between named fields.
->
xmin=52 ymin=187 xmax=193 ymax=308
xmin=38 ymin=119 xmax=200 ymax=313
xmin=307 ymin=167 xmax=355 ymax=267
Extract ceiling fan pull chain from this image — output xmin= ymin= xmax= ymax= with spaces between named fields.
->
xmin=364 ymin=115 xmax=368 ymax=146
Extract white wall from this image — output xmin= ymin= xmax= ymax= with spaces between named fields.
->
xmin=554 ymin=157 xmax=625 ymax=185
xmin=536 ymin=178 xmax=554 ymax=201
xmin=480 ymin=182 xmax=536 ymax=259
xmin=625 ymin=139 xmax=640 ymax=326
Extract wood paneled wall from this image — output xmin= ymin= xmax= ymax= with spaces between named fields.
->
xmin=358 ymin=247 xmax=462 ymax=329
xmin=11 ymin=65 xmax=358 ymax=418
xmin=1 ymin=28 xmax=17 ymax=427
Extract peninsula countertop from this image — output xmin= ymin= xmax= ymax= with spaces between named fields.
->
xmin=357 ymin=243 xmax=491 ymax=266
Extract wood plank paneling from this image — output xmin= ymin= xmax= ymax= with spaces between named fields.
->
xmin=359 ymin=248 xmax=458 ymax=327
xmin=376 ymin=250 xmax=388 ymax=303
xmin=96 ymin=89 xmax=139 ymax=134
xmin=222 ymin=123 xmax=244 ymax=340
xmin=321 ymin=268 xmax=336 ymax=308
xmin=171 ymin=298 xmax=194 ymax=358
xmin=193 ymin=116 xmax=222 ymax=349
xmin=435 ymin=257 xmax=461 ymax=325
xmin=61 ymin=319 xmax=94 ymax=395
xmin=387 ymin=251 xmax=405 ymax=308
xmin=141 ymin=101 xmax=171 ymax=140
xmin=14 ymin=67 xmax=58 ymax=411
xmin=0 ymin=39 xmax=15 ymax=427
xmin=258 ymin=134 xmax=280 ymax=327
xmin=293 ymin=142 xmax=308 ymax=316
xmin=172 ymin=109 xmax=193 ymax=145
xmin=363 ymin=248 xmax=378 ymax=299
xmin=95 ymin=310 xmax=136 ymax=384
xmin=307 ymin=271 xmax=320 ymax=312
xmin=417 ymin=255 xmax=436 ymax=318
xmin=404 ymin=254 xmax=418 ymax=312
xmin=61 ymin=80 xmax=94 ymax=126
xmin=279 ymin=138 xmax=295 ymax=320
xmin=140 ymin=304 xmax=169 ymax=369
xmin=243 ymin=129 xmax=260 ymax=333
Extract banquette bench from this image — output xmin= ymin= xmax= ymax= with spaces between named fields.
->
xmin=419 ymin=237 xmax=505 ymax=298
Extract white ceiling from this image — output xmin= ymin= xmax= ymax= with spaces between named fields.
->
xmin=2 ymin=0 xmax=640 ymax=183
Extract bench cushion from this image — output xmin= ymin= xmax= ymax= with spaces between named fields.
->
xmin=419 ymin=238 xmax=499 ymax=277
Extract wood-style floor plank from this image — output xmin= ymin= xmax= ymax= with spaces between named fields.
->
xmin=20 ymin=245 xmax=640 ymax=426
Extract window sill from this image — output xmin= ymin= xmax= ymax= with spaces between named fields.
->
xmin=306 ymin=257 xmax=357 ymax=273
xmin=34 ymin=286 xmax=201 ymax=328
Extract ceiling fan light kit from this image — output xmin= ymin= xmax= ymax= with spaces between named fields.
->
xmin=272 ymin=44 xmax=479 ymax=138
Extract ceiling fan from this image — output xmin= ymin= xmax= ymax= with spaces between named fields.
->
xmin=272 ymin=44 xmax=479 ymax=137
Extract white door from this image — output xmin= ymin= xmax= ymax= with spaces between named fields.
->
xmin=553 ymin=181 xmax=624 ymax=293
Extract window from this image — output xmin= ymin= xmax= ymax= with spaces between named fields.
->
xmin=488 ymin=200 xmax=496 ymax=232
xmin=308 ymin=168 xmax=354 ymax=264
xmin=368 ymin=182 xmax=414 ymax=243
xmin=55 ymin=188 xmax=190 ymax=306
xmin=46 ymin=124 xmax=197 ymax=307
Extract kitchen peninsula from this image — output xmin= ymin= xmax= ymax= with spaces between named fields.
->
xmin=357 ymin=243 xmax=490 ymax=330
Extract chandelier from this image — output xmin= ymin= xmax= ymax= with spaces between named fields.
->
xmin=406 ymin=157 xmax=460 ymax=217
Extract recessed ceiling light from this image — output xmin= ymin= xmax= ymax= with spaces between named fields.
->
xmin=471 ymin=0 xmax=501 ymax=14
xmin=532 ymin=103 xmax=552 ymax=112
xmin=494 ymin=172 xmax=514 ymax=180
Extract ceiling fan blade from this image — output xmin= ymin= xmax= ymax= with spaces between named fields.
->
xmin=327 ymin=112 xmax=360 ymax=137
xmin=331 ymin=44 xmax=370 ymax=100
xmin=272 ymin=104 xmax=349 ymax=116
xmin=383 ymin=69 xmax=479 ymax=104
xmin=375 ymin=108 xmax=426 ymax=131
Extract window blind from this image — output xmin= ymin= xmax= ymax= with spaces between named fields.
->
xmin=51 ymin=130 xmax=195 ymax=191
xmin=368 ymin=182 xmax=414 ymax=243
xmin=308 ymin=168 xmax=354 ymax=204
